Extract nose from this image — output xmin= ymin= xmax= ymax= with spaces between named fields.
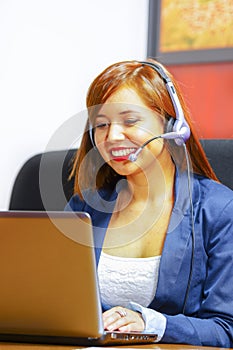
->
xmin=107 ymin=122 xmax=125 ymax=142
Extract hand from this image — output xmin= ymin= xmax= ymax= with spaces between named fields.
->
xmin=103 ymin=306 xmax=145 ymax=332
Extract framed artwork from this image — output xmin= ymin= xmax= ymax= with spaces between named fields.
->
xmin=147 ymin=0 xmax=233 ymax=64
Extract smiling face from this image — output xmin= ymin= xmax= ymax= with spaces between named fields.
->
xmin=93 ymin=87 xmax=167 ymax=176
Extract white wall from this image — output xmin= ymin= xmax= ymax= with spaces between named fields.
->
xmin=0 ymin=0 xmax=149 ymax=210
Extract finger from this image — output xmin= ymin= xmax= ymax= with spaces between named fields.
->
xmin=103 ymin=307 xmax=128 ymax=331
xmin=103 ymin=312 xmax=121 ymax=329
xmin=105 ymin=317 xmax=129 ymax=331
xmin=118 ymin=321 xmax=143 ymax=332
xmin=118 ymin=325 xmax=131 ymax=332
xmin=102 ymin=307 xmax=119 ymax=321
xmin=112 ymin=310 xmax=145 ymax=332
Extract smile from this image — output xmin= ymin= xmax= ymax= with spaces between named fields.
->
xmin=111 ymin=148 xmax=136 ymax=157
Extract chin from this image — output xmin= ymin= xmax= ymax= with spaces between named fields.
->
xmin=109 ymin=161 xmax=139 ymax=177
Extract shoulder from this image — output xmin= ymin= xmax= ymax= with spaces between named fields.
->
xmin=193 ymin=174 xmax=233 ymax=243
xmin=193 ymin=174 xmax=233 ymax=209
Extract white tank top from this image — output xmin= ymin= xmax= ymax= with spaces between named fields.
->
xmin=97 ymin=252 xmax=161 ymax=308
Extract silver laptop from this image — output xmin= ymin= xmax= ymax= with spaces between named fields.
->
xmin=0 ymin=211 xmax=157 ymax=346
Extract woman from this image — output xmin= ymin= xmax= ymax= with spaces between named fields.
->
xmin=65 ymin=59 xmax=233 ymax=347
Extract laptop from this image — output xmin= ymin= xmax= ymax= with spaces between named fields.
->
xmin=0 ymin=211 xmax=158 ymax=346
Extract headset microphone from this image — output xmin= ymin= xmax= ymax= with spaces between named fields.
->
xmin=128 ymin=130 xmax=188 ymax=162
xmin=128 ymin=147 xmax=144 ymax=162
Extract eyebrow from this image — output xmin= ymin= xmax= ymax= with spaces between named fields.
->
xmin=96 ymin=110 xmax=141 ymax=118
xmin=119 ymin=110 xmax=141 ymax=115
xmin=95 ymin=114 xmax=107 ymax=119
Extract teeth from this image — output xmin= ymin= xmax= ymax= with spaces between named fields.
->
xmin=111 ymin=148 xmax=135 ymax=157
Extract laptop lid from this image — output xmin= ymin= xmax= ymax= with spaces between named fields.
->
xmin=0 ymin=211 xmax=157 ymax=346
xmin=0 ymin=211 xmax=104 ymax=338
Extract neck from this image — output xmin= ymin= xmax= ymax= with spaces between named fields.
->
xmin=126 ymin=152 xmax=175 ymax=205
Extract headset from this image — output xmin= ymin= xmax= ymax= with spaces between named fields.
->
xmin=88 ymin=61 xmax=194 ymax=313
xmin=88 ymin=61 xmax=191 ymax=150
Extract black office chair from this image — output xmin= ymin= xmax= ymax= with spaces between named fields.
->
xmin=9 ymin=139 xmax=232 ymax=211
xmin=9 ymin=149 xmax=76 ymax=211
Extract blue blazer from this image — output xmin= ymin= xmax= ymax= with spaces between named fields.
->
xmin=65 ymin=171 xmax=233 ymax=347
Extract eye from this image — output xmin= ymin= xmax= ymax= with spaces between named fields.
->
xmin=124 ymin=118 xmax=140 ymax=126
xmin=95 ymin=122 xmax=110 ymax=129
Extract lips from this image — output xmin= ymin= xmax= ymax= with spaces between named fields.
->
xmin=110 ymin=147 xmax=137 ymax=161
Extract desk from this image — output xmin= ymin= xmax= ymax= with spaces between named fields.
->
xmin=0 ymin=343 xmax=231 ymax=350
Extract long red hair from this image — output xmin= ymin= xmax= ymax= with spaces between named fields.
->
xmin=70 ymin=59 xmax=218 ymax=198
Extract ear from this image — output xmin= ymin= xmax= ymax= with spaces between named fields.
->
xmin=165 ymin=116 xmax=175 ymax=133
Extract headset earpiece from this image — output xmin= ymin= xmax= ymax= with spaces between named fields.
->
xmin=140 ymin=61 xmax=190 ymax=145
xmin=89 ymin=122 xmax=97 ymax=149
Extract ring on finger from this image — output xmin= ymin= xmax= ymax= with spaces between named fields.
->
xmin=115 ymin=308 xmax=127 ymax=318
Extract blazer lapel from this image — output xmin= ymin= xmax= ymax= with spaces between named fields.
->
xmin=149 ymin=169 xmax=195 ymax=312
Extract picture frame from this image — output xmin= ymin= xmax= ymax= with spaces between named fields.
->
xmin=147 ymin=0 xmax=233 ymax=65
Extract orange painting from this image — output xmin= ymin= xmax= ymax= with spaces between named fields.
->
xmin=160 ymin=0 xmax=233 ymax=52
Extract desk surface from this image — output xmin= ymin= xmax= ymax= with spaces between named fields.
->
xmin=0 ymin=343 xmax=231 ymax=350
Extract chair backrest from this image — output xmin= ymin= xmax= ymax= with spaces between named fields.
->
xmin=9 ymin=139 xmax=232 ymax=211
xmin=9 ymin=149 xmax=76 ymax=211
xmin=200 ymin=139 xmax=232 ymax=190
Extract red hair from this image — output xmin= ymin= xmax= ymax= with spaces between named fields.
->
xmin=71 ymin=60 xmax=218 ymax=198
